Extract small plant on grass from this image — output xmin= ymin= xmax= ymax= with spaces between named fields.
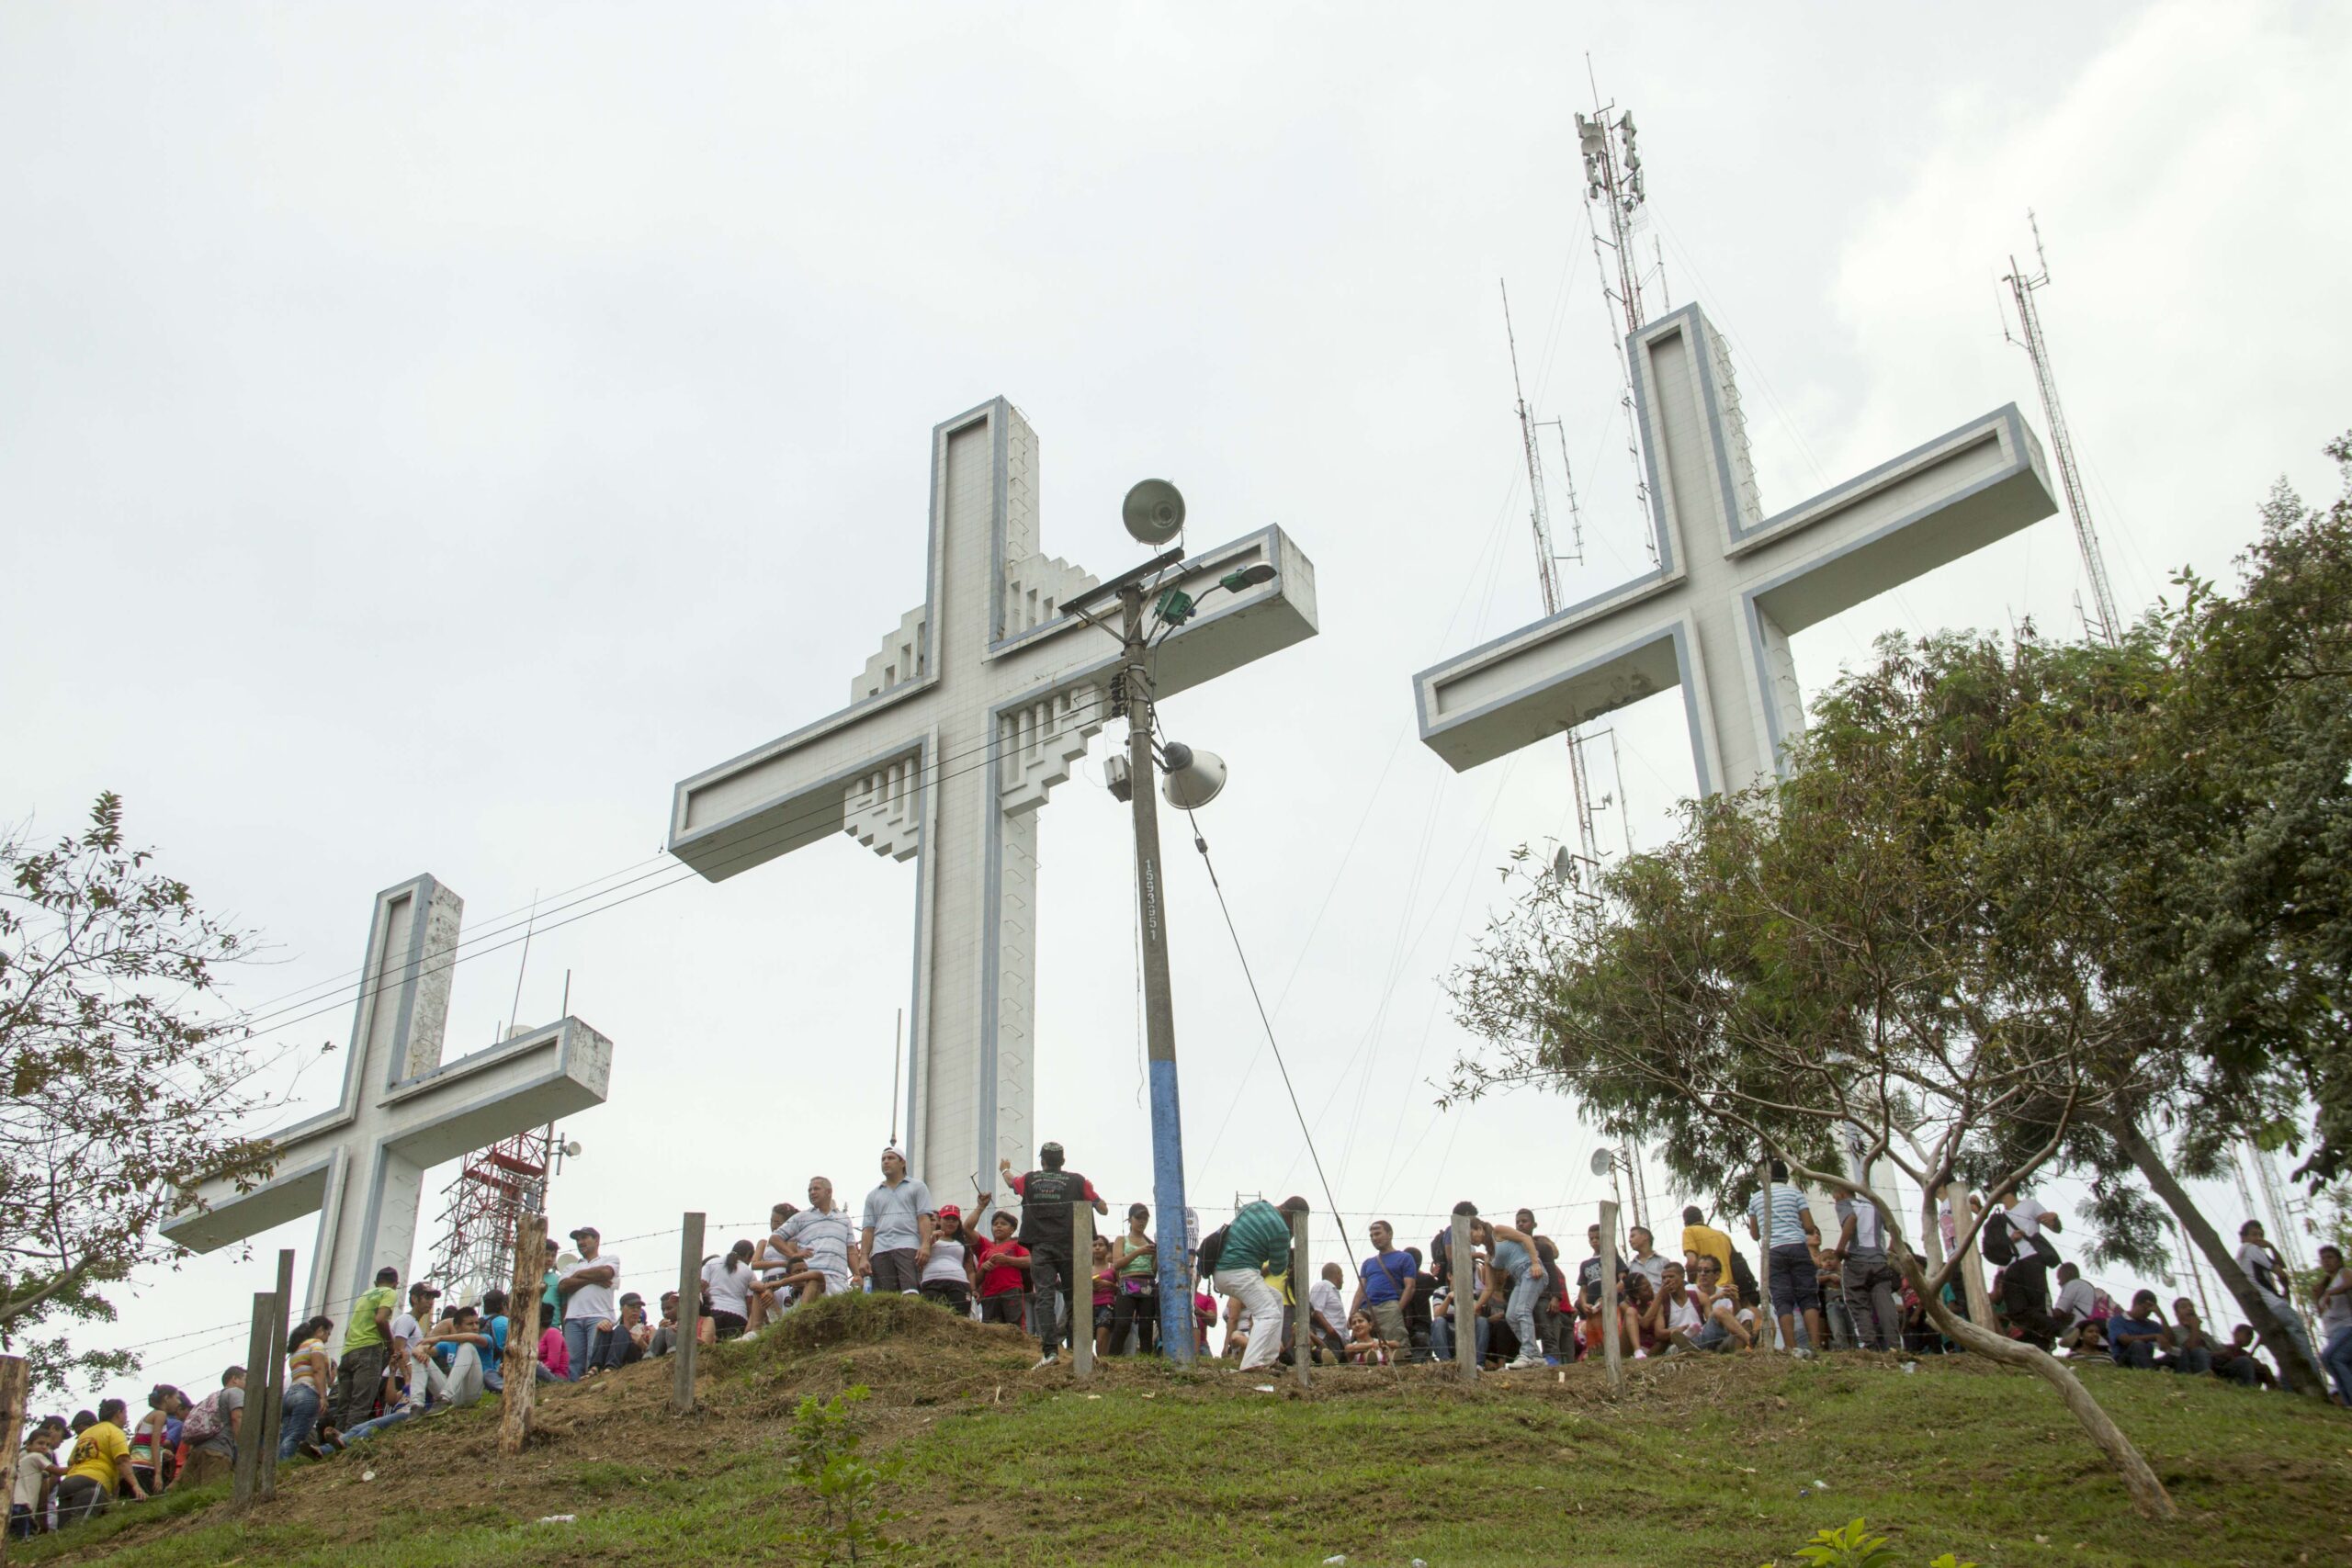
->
xmin=786 ymin=1384 xmax=899 ymax=1563
xmin=1760 ymin=1517 xmax=1976 ymax=1568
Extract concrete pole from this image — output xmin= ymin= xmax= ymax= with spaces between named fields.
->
xmin=672 ymin=1213 xmax=704 ymax=1413
xmin=232 ymin=1292 xmax=275 ymax=1508
xmin=1599 ymin=1199 xmax=1625 ymax=1390
xmin=1451 ymin=1212 xmax=1476 ymax=1384
xmin=1071 ymin=1201 xmax=1095 ymax=1378
xmin=255 ymin=1247 xmax=294 ymax=1498
xmin=0 ymin=1354 xmax=28 ymax=1568
xmin=500 ymin=1213 xmax=545 ymax=1457
xmin=1123 ymin=585 xmax=1196 ymax=1368
xmin=1289 ymin=1205 xmax=1311 ymax=1389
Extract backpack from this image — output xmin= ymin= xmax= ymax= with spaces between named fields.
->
xmin=1980 ymin=1213 xmax=2018 ymax=1267
xmin=1195 ymin=1224 xmax=1230 ymax=1279
xmin=182 ymin=1388 xmax=229 ymax=1445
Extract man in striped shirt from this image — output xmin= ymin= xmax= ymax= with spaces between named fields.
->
xmin=763 ymin=1176 xmax=864 ymax=1308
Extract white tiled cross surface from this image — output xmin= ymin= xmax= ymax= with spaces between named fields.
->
xmin=668 ymin=397 xmax=1317 ymax=1195
xmin=1414 ymin=301 xmax=2058 ymax=795
xmin=161 ymin=875 xmax=614 ymax=1327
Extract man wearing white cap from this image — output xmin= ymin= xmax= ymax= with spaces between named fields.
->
xmin=860 ymin=1147 xmax=936 ymax=1297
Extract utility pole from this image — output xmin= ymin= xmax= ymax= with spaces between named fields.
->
xmin=2004 ymin=211 xmax=2123 ymax=645
xmin=1119 ymin=570 xmax=1199 ymax=1368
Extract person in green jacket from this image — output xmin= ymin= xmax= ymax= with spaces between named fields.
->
xmin=1210 ymin=1197 xmax=1307 ymax=1373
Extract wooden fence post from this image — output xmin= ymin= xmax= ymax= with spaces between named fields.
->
xmin=232 ymin=1292 xmax=276 ymax=1508
xmin=1070 ymin=1201 xmax=1094 ymax=1378
xmin=1288 ymin=1205 xmax=1311 ymax=1390
xmin=1757 ymin=1158 xmax=1778 ymax=1350
xmin=673 ymin=1213 xmax=704 ymax=1414
xmin=1451 ymin=1211 xmax=1476 ymax=1383
xmin=1599 ymin=1199 xmax=1625 ymax=1391
xmin=254 ymin=1247 xmax=294 ymax=1498
xmin=0 ymin=1354 xmax=28 ymax=1568
xmin=500 ymin=1213 xmax=546 ymax=1457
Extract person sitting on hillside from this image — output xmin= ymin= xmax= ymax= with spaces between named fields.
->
xmin=703 ymin=1239 xmax=759 ymax=1340
xmin=2162 ymin=1297 xmax=2216 ymax=1377
xmin=766 ymin=1178 xmax=864 ymax=1311
xmin=1682 ymin=1256 xmax=1755 ymax=1353
xmin=418 ymin=1304 xmax=497 ymax=1407
xmin=746 ymin=1201 xmax=800 ymax=1331
xmin=649 ymin=1292 xmax=683 ymax=1358
xmin=2051 ymin=1262 xmax=2099 ymax=1352
xmin=1343 ymin=1309 xmax=1398 ymax=1365
xmin=1645 ymin=1260 xmax=1704 ymax=1350
xmin=11 ymin=1420 xmax=61 ymax=1538
xmin=59 ymin=1399 xmax=148 ymax=1521
xmin=2107 ymin=1291 xmax=2172 ymax=1370
xmin=1308 ymin=1261 xmax=1349 ymax=1364
xmin=537 ymin=1318 xmax=571 ymax=1382
xmin=2211 ymin=1323 xmax=2274 ymax=1389
xmin=1428 ymin=1248 xmax=1493 ymax=1366
xmin=178 ymin=1367 xmax=245 ymax=1488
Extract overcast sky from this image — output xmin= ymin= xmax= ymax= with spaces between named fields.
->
xmin=6 ymin=2 xmax=2346 ymax=1393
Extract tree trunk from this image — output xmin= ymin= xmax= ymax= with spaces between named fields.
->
xmin=1894 ymin=1243 xmax=2177 ymax=1519
xmin=2106 ymin=1115 xmax=2327 ymax=1398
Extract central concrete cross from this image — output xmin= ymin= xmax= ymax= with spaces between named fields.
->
xmin=669 ymin=398 xmax=1316 ymax=1190
xmin=1415 ymin=301 xmax=2057 ymax=793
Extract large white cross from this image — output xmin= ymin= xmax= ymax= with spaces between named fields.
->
xmin=668 ymin=397 xmax=1317 ymax=1190
xmin=1415 ymin=301 xmax=2058 ymax=792
xmin=163 ymin=874 xmax=614 ymax=1324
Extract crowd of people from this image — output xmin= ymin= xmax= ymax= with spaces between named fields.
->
xmin=17 ymin=1145 xmax=2352 ymax=1540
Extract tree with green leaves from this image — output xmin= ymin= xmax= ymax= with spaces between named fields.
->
xmin=0 ymin=795 xmax=281 ymax=1393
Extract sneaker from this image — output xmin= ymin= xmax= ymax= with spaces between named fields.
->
xmin=1504 ymin=1355 xmax=1543 ymax=1370
xmin=1030 ymin=1354 xmax=1058 ymax=1371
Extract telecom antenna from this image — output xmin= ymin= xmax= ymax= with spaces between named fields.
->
xmin=1577 ymin=71 xmax=1657 ymax=565
xmin=2003 ymin=212 xmax=2123 ymax=644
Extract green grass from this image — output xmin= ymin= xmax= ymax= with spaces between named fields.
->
xmin=27 ymin=1296 xmax=2352 ymax=1566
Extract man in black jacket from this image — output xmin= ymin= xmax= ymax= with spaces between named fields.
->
xmin=1001 ymin=1143 xmax=1109 ymax=1369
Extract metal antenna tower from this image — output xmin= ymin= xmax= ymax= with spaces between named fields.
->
xmin=2003 ymin=211 xmax=2123 ymax=645
xmin=1577 ymin=73 xmax=1657 ymax=566
xmin=426 ymin=1116 xmax=556 ymax=1308
xmin=1501 ymin=279 xmax=1569 ymax=608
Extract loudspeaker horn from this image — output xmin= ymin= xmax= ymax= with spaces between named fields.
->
xmin=1123 ymin=478 xmax=1186 ymax=546
xmin=1159 ymin=741 xmax=1227 ymax=811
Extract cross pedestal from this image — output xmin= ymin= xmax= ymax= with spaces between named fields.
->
xmin=162 ymin=875 xmax=613 ymax=1325
xmin=668 ymin=397 xmax=1317 ymax=1191
xmin=1415 ymin=302 xmax=2057 ymax=792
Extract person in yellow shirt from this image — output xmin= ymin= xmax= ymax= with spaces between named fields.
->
xmin=1681 ymin=1205 xmax=1737 ymax=1290
xmin=57 ymin=1399 xmax=147 ymax=1526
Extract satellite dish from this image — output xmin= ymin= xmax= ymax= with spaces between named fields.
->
xmin=1160 ymin=742 xmax=1227 ymax=811
xmin=1589 ymin=1147 xmax=1614 ymax=1179
xmin=1123 ymin=479 xmax=1186 ymax=546
xmin=1552 ymin=847 xmax=1575 ymax=884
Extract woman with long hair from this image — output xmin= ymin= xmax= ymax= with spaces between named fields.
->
xmin=1090 ymin=1235 xmax=1119 ymax=1360
xmin=918 ymin=1203 xmax=978 ymax=1315
xmin=280 ymin=1317 xmax=335 ymax=1459
xmin=701 ymin=1238 xmax=757 ymax=1340
xmin=1109 ymin=1201 xmax=1158 ymax=1355
xmin=126 ymin=1385 xmax=181 ymax=1495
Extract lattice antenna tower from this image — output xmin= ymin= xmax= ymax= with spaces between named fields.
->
xmin=426 ymin=1117 xmax=553 ymax=1309
xmin=1577 ymin=72 xmax=1657 ymax=568
xmin=2002 ymin=211 xmax=2122 ymax=645
xmin=1501 ymin=283 xmax=1613 ymax=908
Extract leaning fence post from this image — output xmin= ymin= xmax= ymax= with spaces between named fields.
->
xmin=673 ymin=1212 xmax=705 ymax=1413
xmin=232 ymin=1291 xmax=276 ymax=1508
xmin=1288 ymin=1204 xmax=1311 ymax=1390
xmin=1070 ymin=1201 xmax=1095 ymax=1378
xmin=0 ymin=1354 xmax=29 ymax=1568
xmin=255 ymin=1247 xmax=294 ymax=1498
xmin=500 ymin=1213 xmax=546 ymax=1456
xmin=1451 ymin=1211 xmax=1476 ymax=1383
xmin=1599 ymin=1199 xmax=1625 ymax=1391
xmin=1757 ymin=1157 xmax=1778 ymax=1350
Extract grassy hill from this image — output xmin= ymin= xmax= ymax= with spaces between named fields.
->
xmin=31 ymin=1295 xmax=2352 ymax=1566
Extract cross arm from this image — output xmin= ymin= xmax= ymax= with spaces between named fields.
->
xmin=159 ymin=1017 xmax=612 ymax=1254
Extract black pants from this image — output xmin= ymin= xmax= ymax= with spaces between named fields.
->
xmin=1110 ymin=1286 xmax=1159 ymax=1354
xmin=331 ymin=1341 xmax=391 ymax=1431
xmin=979 ymin=1292 xmax=1025 ymax=1327
xmin=1030 ymin=1249 xmax=1074 ymax=1357
xmin=2002 ymin=1256 xmax=2057 ymax=1346
xmin=920 ymin=1280 xmax=971 ymax=1314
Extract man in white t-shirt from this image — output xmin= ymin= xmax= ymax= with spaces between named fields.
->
xmin=386 ymin=1282 xmax=439 ymax=1408
xmin=1648 ymin=1260 xmax=1705 ymax=1350
xmin=2234 ymin=1219 xmax=2320 ymax=1393
xmin=2051 ymin=1262 xmax=2099 ymax=1350
xmin=1307 ymin=1262 xmax=1348 ymax=1363
xmin=560 ymin=1225 xmax=622 ymax=1378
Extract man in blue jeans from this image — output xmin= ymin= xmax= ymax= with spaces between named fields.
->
xmin=558 ymin=1224 xmax=622 ymax=1379
xmin=1746 ymin=1159 xmax=1825 ymax=1353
